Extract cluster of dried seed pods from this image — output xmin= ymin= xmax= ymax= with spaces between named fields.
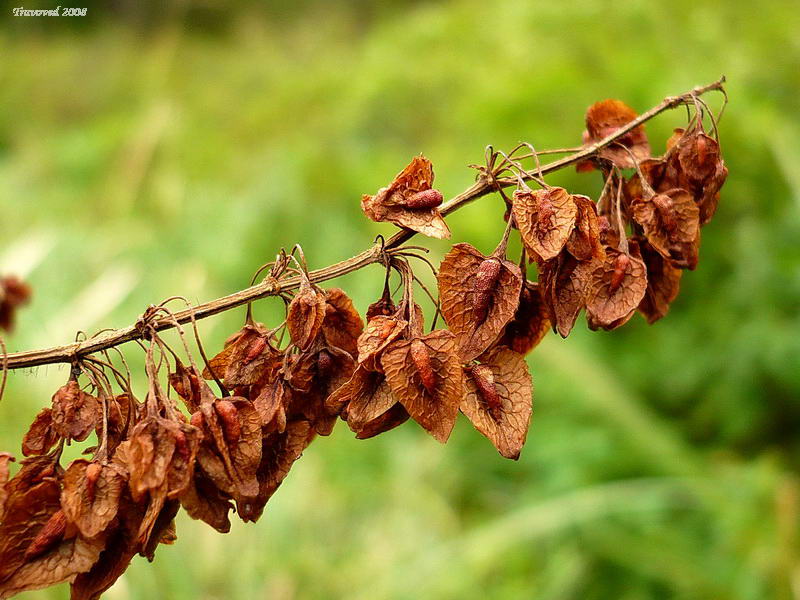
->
xmin=0 ymin=86 xmax=727 ymax=599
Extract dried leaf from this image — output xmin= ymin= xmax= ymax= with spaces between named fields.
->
xmin=512 ymin=187 xmax=578 ymax=261
xmin=321 ymin=288 xmax=364 ymax=357
xmin=586 ymin=243 xmax=648 ymax=327
xmin=461 ymin=346 xmax=532 ymax=459
xmin=381 ymin=330 xmax=463 ymax=443
xmin=499 ymin=280 xmax=551 ymax=354
xmin=437 ymin=243 xmax=522 ymax=361
xmin=361 ymin=155 xmax=451 ymax=239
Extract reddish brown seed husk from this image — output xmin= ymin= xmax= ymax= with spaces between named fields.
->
xmin=214 ymin=401 xmax=241 ymax=444
xmin=471 ymin=364 xmax=502 ymax=421
xmin=610 ymin=253 xmax=630 ymax=293
xmin=410 ymin=339 xmax=436 ymax=394
xmin=243 ymin=336 xmax=267 ymax=365
xmin=401 ymin=189 xmax=444 ymax=209
xmin=85 ymin=462 xmax=103 ymax=503
xmin=472 ymin=258 xmax=502 ymax=322
xmin=25 ymin=510 xmax=67 ymax=560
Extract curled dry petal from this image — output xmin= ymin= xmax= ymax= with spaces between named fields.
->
xmin=360 ymin=155 xmax=451 ymax=239
xmin=460 ymin=346 xmax=532 ymax=459
xmin=437 ymin=243 xmax=522 ymax=361
xmin=380 ymin=330 xmax=463 ymax=443
xmin=586 ymin=243 xmax=648 ymax=327
xmin=513 ymin=187 xmax=578 ymax=261
xmin=499 ymin=281 xmax=551 ymax=355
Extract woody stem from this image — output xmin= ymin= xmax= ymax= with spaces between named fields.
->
xmin=0 ymin=77 xmax=725 ymax=371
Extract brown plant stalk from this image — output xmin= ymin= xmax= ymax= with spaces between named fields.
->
xmin=0 ymin=77 xmax=725 ymax=371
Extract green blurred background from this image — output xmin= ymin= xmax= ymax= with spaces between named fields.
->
xmin=1 ymin=1 xmax=799 ymax=598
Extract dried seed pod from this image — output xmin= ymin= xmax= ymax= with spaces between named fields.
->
xmin=61 ymin=460 xmax=125 ymax=539
xmin=399 ymin=188 xmax=444 ymax=209
xmin=356 ymin=315 xmax=408 ymax=370
xmin=512 ymin=187 xmax=578 ymax=261
xmin=409 ymin=339 xmax=436 ymax=394
xmin=381 ymin=330 xmax=463 ymax=443
xmin=471 ymin=258 xmax=502 ymax=322
xmin=21 ymin=408 xmax=59 ymax=457
xmin=631 ymin=188 xmax=700 ymax=267
xmin=470 ymin=364 xmax=502 ymax=421
xmin=355 ymin=403 xmax=410 ymax=440
xmin=321 ymin=288 xmax=364 ymax=357
xmin=539 ymin=252 xmax=596 ymax=338
xmin=51 ymin=380 xmax=101 ymax=443
xmin=24 ymin=510 xmax=67 ymax=560
xmin=326 ymin=367 xmax=397 ymax=435
xmin=566 ymin=195 xmax=606 ymax=262
xmin=460 ymin=347 xmax=532 ymax=460
xmin=499 ymin=281 xmax=551 ymax=355
xmin=287 ymin=279 xmax=327 ymax=351
xmin=587 ymin=243 xmax=648 ymax=327
xmin=360 ymin=155 xmax=451 ymax=239
xmin=0 ymin=275 xmax=31 ymax=332
xmin=236 ymin=420 xmax=316 ymax=523
xmin=214 ymin=400 xmax=241 ymax=445
xmin=637 ymin=240 xmax=683 ymax=324
xmin=437 ymin=243 xmax=522 ymax=361
xmin=580 ymin=98 xmax=650 ymax=170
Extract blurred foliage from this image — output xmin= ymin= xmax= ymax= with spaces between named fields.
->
xmin=1 ymin=0 xmax=799 ymax=598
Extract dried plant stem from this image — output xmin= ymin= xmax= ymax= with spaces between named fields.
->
xmin=1 ymin=77 xmax=725 ymax=371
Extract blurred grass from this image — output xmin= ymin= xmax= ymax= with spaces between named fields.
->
xmin=1 ymin=0 xmax=799 ymax=598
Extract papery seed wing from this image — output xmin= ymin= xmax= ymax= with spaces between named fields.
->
xmin=437 ymin=243 xmax=522 ymax=361
xmin=513 ymin=188 xmax=578 ymax=261
xmin=380 ymin=330 xmax=463 ymax=443
xmin=460 ymin=346 xmax=532 ymax=459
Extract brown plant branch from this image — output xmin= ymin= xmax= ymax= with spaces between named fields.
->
xmin=1 ymin=77 xmax=725 ymax=371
